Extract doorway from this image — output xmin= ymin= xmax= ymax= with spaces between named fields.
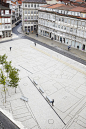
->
xmin=82 ymin=44 xmax=85 ymax=50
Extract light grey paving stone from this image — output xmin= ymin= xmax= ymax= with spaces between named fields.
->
xmin=22 ymin=118 xmax=37 ymax=129
xmin=77 ymin=120 xmax=86 ymax=128
xmin=50 ymin=89 xmax=79 ymax=112
xmin=7 ymin=93 xmax=22 ymax=101
xmin=11 ymin=99 xmax=25 ymax=109
xmin=77 ymin=116 xmax=86 ymax=124
xmin=16 ymin=115 xmax=32 ymax=122
xmin=31 ymin=125 xmax=40 ymax=129
xmin=64 ymin=115 xmax=72 ymax=124
xmin=13 ymin=112 xmax=31 ymax=119
xmin=68 ymin=122 xmax=85 ymax=129
xmin=12 ymin=108 xmax=28 ymax=115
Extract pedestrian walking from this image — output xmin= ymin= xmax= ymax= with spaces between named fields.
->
xmin=52 ymin=99 xmax=54 ymax=106
xmin=68 ymin=45 xmax=71 ymax=51
xmin=34 ymin=42 xmax=36 ymax=46
xmin=10 ymin=47 xmax=12 ymax=51
xmin=51 ymin=37 xmax=53 ymax=40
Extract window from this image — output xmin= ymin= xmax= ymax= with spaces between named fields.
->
xmin=2 ymin=18 xmax=4 ymax=23
xmin=31 ymin=11 xmax=33 ymax=14
xmin=34 ymin=4 xmax=36 ymax=8
xmin=25 ymin=10 xmax=27 ymax=14
xmin=82 ymin=22 xmax=85 ymax=26
xmin=68 ymin=19 xmax=70 ymax=24
xmin=34 ymin=11 xmax=36 ymax=14
xmin=28 ymin=4 xmax=30 ymax=7
xmin=8 ymin=25 xmax=11 ymax=28
xmin=28 ymin=16 xmax=30 ymax=19
xmin=5 ymin=25 xmax=7 ymax=29
xmin=28 ymin=11 xmax=30 ymax=14
xmin=78 ymin=21 xmax=81 ymax=26
xmin=64 ymin=26 xmax=66 ymax=30
xmin=5 ymin=18 xmax=7 ymax=23
xmin=31 ymin=16 xmax=33 ymax=19
xmin=2 ymin=25 xmax=4 ymax=29
xmin=25 ymin=4 xmax=27 ymax=7
xmin=58 ymin=25 xmax=60 ymax=28
xmin=59 ymin=18 xmax=61 ymax=21
xmin=70 ymin=28 xmax=73 ymax=32
xmin=64 ymin=18 xmax=67 ymax=23
xmin=61 ymin=26 xmax=63 ymax=29
xmin=74 ymin=28 xmax=76 ymax=33
xmin=24 ymin=16 xmax=27 ymax=19
xmin=5 ymin=10 xmax=9 ymax=14
xmin=74 ymin=20 xmax=77 ymax=25
xmin=71 ymin=19 xmax=74 ymax=25
xmin=1 ymin=10 xmax=4 ymax=15
xmin=31 ymin=4 xmax=33 ymax=7
xmin=62 ymin=18 xmax=64 ymax=22
xmin=34 ymin=16 xmax=36 ymax=19
xmin=56 ymin=16 xmax=58 ymax=20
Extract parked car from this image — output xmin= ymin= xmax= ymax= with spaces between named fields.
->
xmin=15 ymin=22 xmax=19 ymax=25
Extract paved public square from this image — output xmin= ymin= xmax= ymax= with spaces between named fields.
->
xmin=0 ymin=37 xmax=86 ymax=129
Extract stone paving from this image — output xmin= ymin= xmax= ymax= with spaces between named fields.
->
xmin=0 ymin=36 xmax=86 ymax=129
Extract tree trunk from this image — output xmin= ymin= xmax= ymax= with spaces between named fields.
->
xmin=4 ymin=85 xmax=6 ymax=103
xmin=5 ymin=91 xmax=6 ymax=103
xmin=15 ymin=87 xmax=16 ymax=93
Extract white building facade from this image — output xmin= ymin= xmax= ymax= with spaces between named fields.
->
xmin=0 ymin=4 xmax=12 ymax=39
xmin=38 ymin=4 xmax=86 ymax=51
xmin=22 ymin=0 xmax=47 ymax=33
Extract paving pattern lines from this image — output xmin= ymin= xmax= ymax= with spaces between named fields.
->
xmin=30 ymin=45 xmax=86 ymax=75
xmin=19 ymin=77 xmax=65 ymax=129
xmin=0 ymin=84 xmax=40 ymax=129
xmin=63 ymin=97 xmax=86 ymax=129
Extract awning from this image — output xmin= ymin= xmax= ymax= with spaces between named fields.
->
xmin=0 ymin=32 xmax=3 ymax=35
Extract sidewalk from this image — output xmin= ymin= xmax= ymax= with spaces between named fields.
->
xmin=17 ymin=27 xmax=86 ymax=61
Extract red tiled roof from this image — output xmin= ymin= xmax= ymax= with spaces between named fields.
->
xmin=47 ymin=3 xmax=64 ymax=8
xmin=70 ymin=6 xmax=86 ymax=12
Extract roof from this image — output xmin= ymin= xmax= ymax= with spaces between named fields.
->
xmin=41 ymin=4 xmax=50 ymax=7
xmin=70 ymin=6 xmax=86 ymax=12
xmin=0 ymin=4 xmax=9 ymax=9
xmin=0 ymin=111 xmax=20 ymax=129
xmin=23 ymin=0 xmax=47 ymax=3
xmin=47 ymin=3 xmax=64 ymax=8
xmin=57 ymin=4 xmax=74 ymax=10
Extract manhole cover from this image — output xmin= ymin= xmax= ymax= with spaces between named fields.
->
xmin=48 ymin=119 xmax=54 ymax=124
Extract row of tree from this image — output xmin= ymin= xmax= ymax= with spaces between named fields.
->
xmin=0 ymin=54 xmax=19 ymax=103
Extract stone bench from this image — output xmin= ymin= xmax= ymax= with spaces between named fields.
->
xmin=39 ymin=87 xmax=44 ymax=94
xmin=46 ymin=96 xmax=52 ymax=103
xmin=33 ymin=80 xmax=38 ymax=86
xmin=20 ymin=96 xmax=28 ymax=102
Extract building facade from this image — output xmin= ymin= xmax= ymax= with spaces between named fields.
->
xmin=38 ymin=4 xmax=86 ymax=51
xmin=22 ymin=0 xmax=47 ymax=33
xmin=0 ymin=2 xmax=12 ymax=39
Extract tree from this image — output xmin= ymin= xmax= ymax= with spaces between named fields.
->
xmin=0 ymin=54 xmax=7 ymax=65
xmin=9 ymin=68 xmax=19 ymax=93
xmin=4 ymin=61 xmax=12 ymax=78
xmin=0 ymin=70 xmax=7 ymax=103
xmin=0 ymin=54 xmax=7 ymax=70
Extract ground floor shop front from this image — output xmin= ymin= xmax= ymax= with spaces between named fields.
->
xmin=38 ymin=28 xmax=86 ymax=51
xmin=0 ymin=31 xmax=11 ymax=39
